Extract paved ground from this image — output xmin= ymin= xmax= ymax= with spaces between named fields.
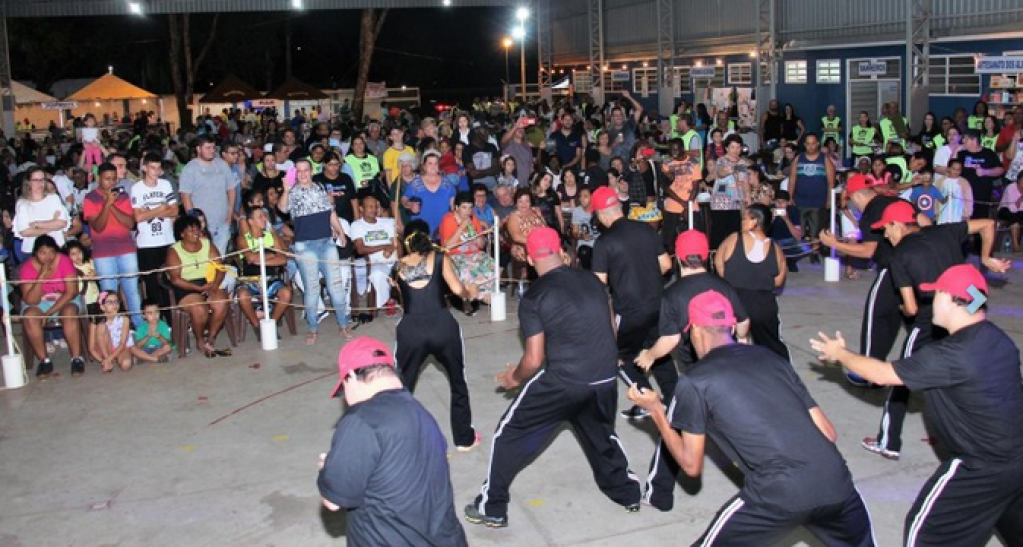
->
xmin=1 ymin=258 xmax=1018 ymax=546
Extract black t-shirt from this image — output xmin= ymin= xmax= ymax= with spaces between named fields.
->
xmin=462 ymin=142 xmax=500 ymax=184
xmin=592 ymin=218 xmax=665 ymax=318
xmin=768 ymin=205 xmax=801 ymax=241
xmin=858 ymin=195 xmax=909 ymax=269
xmin=314 ymin=172 xmax=358 ymax=223
xmin=889 ymin=222 xmax=967 ymax=328
xmin=894 ymin=321 xmax=1023 ymax=465
xmin=552 ymin=129 xmax=584 ymax=166
xmin=519 ymin=266 xmax=619 ymax=384
xmin=672 ymin=344 xmax=854 ymax=509
xmin=584 ymin=165 xmax=608 ymax=189
xmin=318 ymin=389 xmax=467 ymax=547
xmin=956 ymin=147 xmax=1002 ymax=207
xmin=659 ymin=272 xmax=749 ymax=337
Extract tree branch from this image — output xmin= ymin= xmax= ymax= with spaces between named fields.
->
xmin=373 ymin=9 xmax=388 ymax=39
xmin=193 ymin=13 xmax=221 ymax=75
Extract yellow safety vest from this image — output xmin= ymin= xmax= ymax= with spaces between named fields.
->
xmin=851 ymin=126 xmax=876 ymax=156
xmin=821 ymin=116 xmax=842 ymax=142
xmin=982 ymin=135 xmax=998 ymax=151
xmin=968 ymin=115 xmax=985 ymax=131
xmin=885 ymin=156 xmax=909 ymax=182
xmin=681 ymin=129 xmax=703 ymax=170
xmin=880 ymin=117 xmax=908 ymax=147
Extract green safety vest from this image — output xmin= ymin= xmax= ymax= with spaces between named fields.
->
xmin=669 ymin=111 xmax=693 ymax=140
xmin=968 ymin=115 xmax=985 ymax=131
xmin=681 ymin=129 xmax=703 ymax=170
xmin=926 ymin=133 xmax=946 ymax=150
xmin=982 ymin=135 xmax=998 ymax=151
xmin=308 ymin=157 xmax=323 ymax=176
xmin=851 ymin=126 xmax=876 ymax=156
xmin=243 ymin=230 xmax=275 ymax=252
xmin=344 ymin=154 xmax=380 ymax=189
xmin=885 ymin=155 xmax=909 ymax=182
xmin=880 ymin=117 xmax=908 ymax=147
xmin=821 ymin=116 xmax=842 ymax=142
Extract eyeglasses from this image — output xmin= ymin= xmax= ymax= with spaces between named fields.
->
xmin=29 ymin=177 xmax=46 ymax=182
xmin=104 ymin=299 xmax=119 ymax=305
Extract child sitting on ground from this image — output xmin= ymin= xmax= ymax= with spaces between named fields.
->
xmin=90 ymin=291 xmax=134 ymax=372
xmin=131 ymin=299 xmax=172 ymax=363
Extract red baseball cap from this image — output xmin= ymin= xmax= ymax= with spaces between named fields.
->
xmin=845 ymin=174 xmax=877 ymax=196
xmin=526 ymin=226 xmax=562 ymax=260
xmin=330 ymin=336 xmax=395 ymax=398
xmin=920 ymin=263 xmax=988 ymax=301
xmin=870 ymin=200 xmax=917 ymax=230
xmin=675 ymin=230 xmax=709 ymax=261
xmin=685 ymin=290 xmax=737 ymax=332
xmin=589 ymin=186 xmax=620 ymax=213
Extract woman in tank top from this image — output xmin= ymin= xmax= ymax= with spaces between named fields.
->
xmin=165 ymin=214 xmax=230 ymax=358
xmin=394 ymin=219 xmax=482 ymax=452
xmin=714 ymin=203 xmax=790 ymax=361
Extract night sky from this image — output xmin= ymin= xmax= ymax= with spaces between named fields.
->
xmin=8 ymin=6 xmax=534 ymax=104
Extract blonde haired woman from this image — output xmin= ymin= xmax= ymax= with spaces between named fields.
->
xmin=13 ymin=166 xmax=69 ymax=263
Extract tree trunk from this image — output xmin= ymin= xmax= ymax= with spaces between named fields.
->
xmin=168 ymin=15 xmax=190 ymax=131
xmin=352 ymin=8 xmax=387 ymax=122
xmin=169 ymin=13 xmax=220 ymax=131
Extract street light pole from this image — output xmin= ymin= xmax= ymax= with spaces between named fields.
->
xmin=502 ymin=38 xmax=513 ymax=102
xmin=515 ymin=7 xmax=529 ymax=102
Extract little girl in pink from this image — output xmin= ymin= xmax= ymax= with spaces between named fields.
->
xmin=78 ymin=114 xmax=106 ymax=176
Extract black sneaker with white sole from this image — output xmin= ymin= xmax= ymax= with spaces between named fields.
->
xmin=620 ymin=405 xmax=651 ymax=420
xmin=35 ymin=358 xmax=53 ymax=377
xmin=464 ymin=504 xmax=508 ymax=528
xmin=70 ymin=357 xmax=85 ymax=376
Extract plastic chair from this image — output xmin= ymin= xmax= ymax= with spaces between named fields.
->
xmin=161 ymin=275 xmax=238 ymax=359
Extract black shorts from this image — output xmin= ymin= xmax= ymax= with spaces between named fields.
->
xmin=173 ymin=278 xmax=207 ymax=304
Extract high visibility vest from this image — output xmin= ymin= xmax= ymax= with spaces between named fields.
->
xmin=931 ymin=133 xmax=946 ymax=150
xmin=880 ymin=117 xmax=908 ymax=147
xmin=968 ymin=115 xmax=985 ymax=131
xmin=982 ymin=134 xmax=998 ymax=151
xmin=681 ymin=129 xmax=703 ymax=170
xmin=885 ymin=155 xmax=909 ymax=182
xmin=821 ymin=116 xmax=842 ymax=142
xmin=851 ymin=126 xmax=876 ymax=156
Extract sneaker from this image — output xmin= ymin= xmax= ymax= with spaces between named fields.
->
xmin=70 ymin=357 xmax=85 ymax=377
xmin=845 ymin=372 xmax=873 ymax=388
xmin=384 ymin=299 xmax=398 ymax=317
xmin=861 ymin=437 xmax=900 ymax=460
xmin=35 ymin=358 xmax=53 ymax=377
xmin=625 ymin=503 xmax=641 ymax=513
xmin=456 ymin=432 xmax=483 ymax=453
xmin=620 ymin=405 xmax=650 ymax=420
xmin=464 ymin=504 xmax=508 ymax=528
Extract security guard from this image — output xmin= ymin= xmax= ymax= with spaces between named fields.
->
xmin=850 ymin=111 xmax=879 ymax=161
xmin=821 ymin=105 xmax=843 ymax=148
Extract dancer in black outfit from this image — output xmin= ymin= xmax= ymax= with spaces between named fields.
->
xmin=465 ymin=226 xmax=642 ymax=529
xmin=714 ymin=204 xmax=790 ymax=361
xmin=394 ymin=220 xmax=482 ymax=452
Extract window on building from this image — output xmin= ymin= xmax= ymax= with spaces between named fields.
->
xmin=673 ymin=66 xmax=692 ymax=96
xmin=632 ymin=67 xmax=659 ymax=95
xmin=928 ymin=55 xmax=981 ymax=96
xmin=602 ymin=71 xmax=626 ymax=93
xmin=728 ymin=63 xmax=752 ymax=85
xmin=691 ymin=65 xmax=726 ymax=88
xmin=572 ymin=70 xmax=592 ymax=94
xmin=785 ymin=60 xmax=808 ymax=84
xmin=816 ymin=60 xmax=841 ymax=84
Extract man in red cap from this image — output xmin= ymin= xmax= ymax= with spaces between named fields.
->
xmin=820 ymin=174 xmax=920 ymax=388
xmin=633 ymin=230 xmax=751 ymax=511
xmin=631 ymin=290 xmax=874 ymax=546
xmin=813 ymin=264 xmax=1023 ymax=547
xmin=317 ymin=336 xmax=468 ymax=546
xmin=859 ymin=200 xmax=1009 ymax=460
xmin=466 ymin=226 xmax=642 ymax=528
xmin=589 ymin=184 xmax=674 ymax=420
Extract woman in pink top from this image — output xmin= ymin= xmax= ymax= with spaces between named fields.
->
xmin=18 ymin=235 xmax=85 ymax=377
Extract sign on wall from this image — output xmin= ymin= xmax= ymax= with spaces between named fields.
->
xmin=691 ymin=66 xmax=717 ymax=79
xmin=610 ymin=71 xmax=630 ymax=82
xmin=41 ymin=101 xmax=78 ymax=110
xmin=858 ymin=60 xmax=888 ymax=76
xmin=975 ymin=56 xmax=1023 ymax=74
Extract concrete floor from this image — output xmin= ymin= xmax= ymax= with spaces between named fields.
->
xmin=1 ymin=259 xmax=1018 ymax=547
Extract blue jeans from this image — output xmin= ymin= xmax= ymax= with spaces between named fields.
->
xmin=292 ymin=237 xmax=350 ymax=331
xmin=93 ymin=252 xmax=143 ymax=327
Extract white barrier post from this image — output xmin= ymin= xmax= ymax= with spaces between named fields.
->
xmin=687 ymin=201 xmax=695 ymax=232
xmin=823 ymin=186 xmax=841 ymax=282
xmin=1 ymin=264 xmax=27 ymax=389
xmin=490 ymin=214 xmax=507 ymax=322
xmin=258 ymin=237 xmax=279 ymax=350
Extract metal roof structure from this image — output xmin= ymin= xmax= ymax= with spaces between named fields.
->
xmin=1 ymin=0 xmax=520 ymax=18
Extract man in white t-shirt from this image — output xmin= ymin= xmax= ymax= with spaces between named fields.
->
xmin=132 ymin=152 xmax=179 ymax=316
xmin=350 ymin=194 xmax=397 ymax=320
